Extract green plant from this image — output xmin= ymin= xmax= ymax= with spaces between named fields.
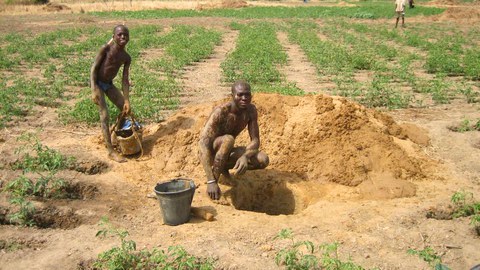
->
xmin=450 ymin=191 xmax=480 ymax=235
xmin=222 ymin=22 xmax=288 ymax=88
xmin=475 ymin=119 xmax=480 ymax=131
xmin=274 ymin=229 xmax=367 ymax=270
xmin=7 ymin=196 xmax=36 ymax=227
xmin=458 ymin=83 xmax=479 ymax=103
xmin=94 ymin=217 xmax=215 ymax=269
xmin=319 ymin=243 xmax=365 ymax=270
xmin=407 ymin=247 xmax=450 ymax=270
xmin=361 ymin=74 xmax=411 ymax=109
xmin=12 ymin=133 xmax=75 ymax=172
xmin=451 ymin=191 xmax=479 ymax=218
xmin=456 ymin=119 xmax=472 ymax=133
xmin=275 ymin=229 xmax=319 ymax=269
xmin=32 ymin=173 xmax=68 ymax=198
xmin=0 ymin=240 xmax=24 ymax=252
xmin=5 ymin=175 xmax=34 ymax=198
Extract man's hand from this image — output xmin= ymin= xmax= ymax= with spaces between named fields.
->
xmin=207 ymin=182 xmax=221 ymax=200
xmin=233 ymin=156 xmax=248 ymax=176
xmin=123 ymin=100 xmax=131 ymax=115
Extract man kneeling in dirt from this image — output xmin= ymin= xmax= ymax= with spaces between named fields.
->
xmin=198 ymin=80 xmax=269 ymax=200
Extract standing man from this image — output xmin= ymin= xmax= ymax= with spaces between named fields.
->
xmin=90 ymin=25 xmax=132 ymax=163
xmin=198 ymin=81 xmax=269 ymax=200
xmin=395 ymin=0 xmax=406 ymax=28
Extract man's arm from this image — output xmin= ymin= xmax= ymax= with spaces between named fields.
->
xmin=198 ymin=108 xmax=221 ymax=182
xmin=90 ymin=45 xmax=108 ymax=91
xmin=245 ymin=106 xmax=260 ymax=156
xmin=199 ymin=108 xmax=224 ymax=200
xmin=121 ymin=55 xmax=131 ymax=115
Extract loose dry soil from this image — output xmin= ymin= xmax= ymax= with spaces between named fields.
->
xmin=0 ymin=1 xmax=480 ymax=269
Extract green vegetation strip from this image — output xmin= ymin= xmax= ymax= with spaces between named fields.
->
xmin=335 ymin=20 xmax=480 ymax=104
xmin=90 ymin=3 xmax=444 ymax=20
xmin=63 ymin=24 xmax=222 ymax=124
xmin=222 ymin=22 xmax=302 ymax=95
xmin=0 ymin=24 xmax=222 ymax=126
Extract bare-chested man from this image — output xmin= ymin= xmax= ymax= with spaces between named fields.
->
xmin=199 ymin=81 xmax=269 ymax=200
xmin=90 ymin=25 xmax=131 ymax=163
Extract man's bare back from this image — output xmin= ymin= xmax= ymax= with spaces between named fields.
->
xmin=198 ymin=81 xmax=269 ymax=200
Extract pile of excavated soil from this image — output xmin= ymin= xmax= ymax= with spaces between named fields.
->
xmin=196 ymin=0 xmax=248 ymax=10
xmin=143 ymin=93 xmax=436 ymax=197
xmin=435 ymin=7 xmax=480 ymax=20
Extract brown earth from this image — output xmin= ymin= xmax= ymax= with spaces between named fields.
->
xmin=1 ymin=1 xmax=480 ymax=270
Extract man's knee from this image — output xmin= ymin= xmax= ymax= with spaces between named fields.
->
xmin=256 ymin=151 xmax=269 ymax=169
xmin=223 ymin=135 xmax=235 ymax=146
xmin=214 ymin=135 xmax=235 ymax=150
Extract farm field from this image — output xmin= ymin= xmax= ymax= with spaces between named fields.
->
xmin=1 ymin=0 xmax=480 ymax=269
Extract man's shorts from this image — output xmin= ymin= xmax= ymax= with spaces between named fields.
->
xmin=396 ymin=11 xmax=405 ymax=18
xmin=97 ymin=80 xmax=113 ymax=92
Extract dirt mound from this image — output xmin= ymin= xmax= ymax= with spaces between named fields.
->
xmin=435 ymin=7 xmax=480 ymax=20
xmin=196 ymin=0 xmax=247 ymax=10
xmin=42 ymin=2 xmax=70 ymax=12
xmin=147 ymin=93 xmax=435 ymax=191
xmin=337 ymin=1 xmax=357 ymax=7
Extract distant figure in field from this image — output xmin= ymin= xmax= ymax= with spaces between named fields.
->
xmin=395 ymin=0 xmax=406 ymax=28
xmin=90 ymin=25 xmax=132 ymax=163
xmin=408 ymin=0 xmax=415 ymax=9
xmin=198 ymin=81 xmax=269 ymax=200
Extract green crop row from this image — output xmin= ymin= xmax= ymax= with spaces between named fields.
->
xmin=63 ymin=24 xmax=222 ymax=124
xmin=287 ymin=21 xmax=410 ymax=109
xmin=0 ymin=24 xmax=222 ymax=126
xmin=317 ymin=19 xmax=480 ymax=107
xmin=90 ymin=3 xmax=444 ymax=20
xmin=222 ymin=22 xmax=303 ymax=95
xmin=148 ymin=25 xmax=222 ymax=75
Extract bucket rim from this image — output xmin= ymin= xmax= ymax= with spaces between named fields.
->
xmin=154 ymin=178 xmax=195 ymax=195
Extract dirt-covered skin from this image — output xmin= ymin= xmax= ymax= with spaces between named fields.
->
xmin=1 ymin=1 xmax=480 ymax=269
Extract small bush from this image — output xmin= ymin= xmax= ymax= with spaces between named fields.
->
xmin=407 ymin=247 xmax=450 ymax=270
xmin=275 ymin=228 xmax=367 ymax=270
xmin=12 ymin=133 xmax=75 ymax=173
xmin=93 ymin=218 xmax=215 ymax=269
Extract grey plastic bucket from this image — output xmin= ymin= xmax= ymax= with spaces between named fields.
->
xmin=154 ymin=178 xmax=195 ymax=226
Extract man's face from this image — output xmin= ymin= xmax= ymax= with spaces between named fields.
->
xmin=113 ymin=27 xmax=129 ymax=47
xmin=233 ymin=86 xmax=252 ymax=109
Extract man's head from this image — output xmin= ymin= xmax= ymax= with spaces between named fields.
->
xmin=112 ymin=25 xmax=130 ymax=47
xmin=231 ymin=80 xmax=252 ymax=109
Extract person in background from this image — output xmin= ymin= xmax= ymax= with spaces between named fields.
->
xmin=395 ymin=0 xmax=406 ymax=28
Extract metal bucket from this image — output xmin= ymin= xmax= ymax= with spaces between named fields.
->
xmin=154 ymin=178 xmax=195 ymax=226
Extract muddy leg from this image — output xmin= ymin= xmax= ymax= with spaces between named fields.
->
xmin=97 ymin=90 xmax=126 ymax=163
xmin=212 ymin=135 xmax=235 ymax=180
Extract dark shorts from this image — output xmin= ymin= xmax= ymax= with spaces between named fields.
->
xmin=97 ymin=80 xmax=113 ymax=92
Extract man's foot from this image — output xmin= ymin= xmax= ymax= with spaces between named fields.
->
xmin=108 ymin=151 xmax=127 ymax=163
